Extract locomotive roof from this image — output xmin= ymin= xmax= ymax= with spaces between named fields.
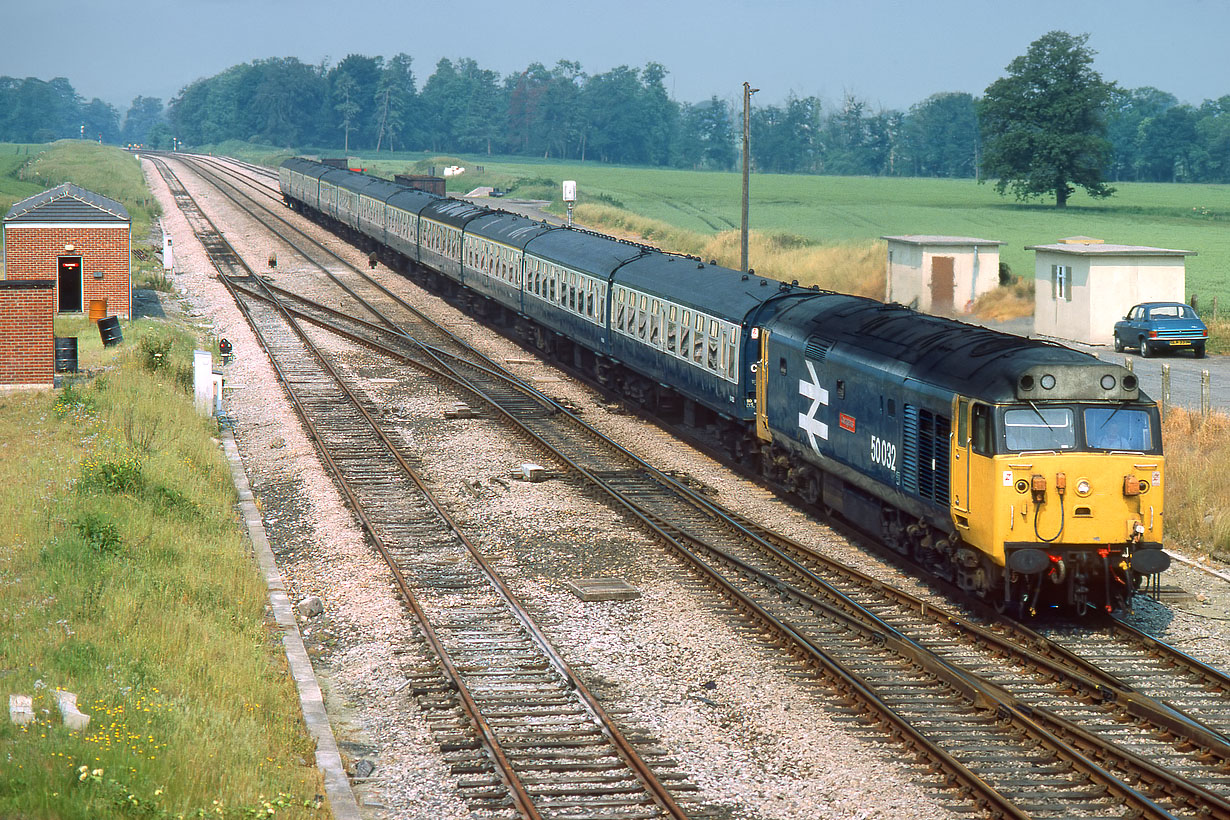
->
xmin=420 ymin=198 xmax=490 ymax=228
xmin=775 ymin=294 xmax=1140 ymax=403
xmin=467 ymin=211 xmax=557 ymax=249
xmin=616 ymin=254 xmax=780 ymax=323
xmin=524 ymin=226 xmax=647 ymax=275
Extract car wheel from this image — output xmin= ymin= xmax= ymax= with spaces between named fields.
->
xmin=1195 ymin=344 xmax=1206 ymax=359
xmin=1140 ymin=338 xmax=1153 ymax=358
xmin=1113 ymin=335 xmax=1124 ymax=353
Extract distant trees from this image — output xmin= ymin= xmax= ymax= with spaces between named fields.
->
xmin=979 ymin=31 xmax=1115 ymax=207
xmin=7 ymin=40 xmax=1230 ymax=191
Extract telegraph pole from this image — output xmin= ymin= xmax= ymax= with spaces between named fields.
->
xmin=741 ymin=82 xmax=758 ymax=274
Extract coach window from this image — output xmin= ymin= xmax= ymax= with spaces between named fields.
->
xmin=680 ymin=310 xmax=691 ymax=357
xmin=723 ymin=329 xmax=733 ymax=381
xmin=649 ymin=299 xmax=661 ymax=345
xmin=614 ymin=290 xmax=626 ymax=329
xmin=694 ymin=314 xmax=706 ymax=363
xmin=707 ymin=320 xmax=720 ymax=371
xmin=971 ymin=404 xmax=992 ymax=455
xmin=666 ymin=305 xmax=678 ymax=353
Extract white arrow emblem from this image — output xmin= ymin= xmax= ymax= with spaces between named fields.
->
xmin=798 ymin=360 xmax=829 ymax=454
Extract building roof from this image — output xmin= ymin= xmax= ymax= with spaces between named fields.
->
xmin=3 ymin=183 xmax=129 ymax=223
xmin=881 ymin=234 xmax=1005 ymax=247
xmin=1025 ymin=242 xmax=1196 ymax=257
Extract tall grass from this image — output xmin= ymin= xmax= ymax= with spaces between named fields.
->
xmin=574 ymin=202 xmax=886 ymax=298
xmin=0 ymin=335 xmax=323 ymax=818
xmin=1162 ymin=408 xmax=1230 ymax=557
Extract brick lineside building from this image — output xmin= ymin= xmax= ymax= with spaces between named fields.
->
xmin=2 ymin=183 xmax=132 ymax=319
xmin=0 ymin=279 xmax=55 ymax=388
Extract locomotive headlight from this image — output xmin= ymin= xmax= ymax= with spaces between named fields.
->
xmin=1040 ymin=374 xmax=1057 ymax=390
xmin=1076 ymin=478 xmax=1092 ymax=497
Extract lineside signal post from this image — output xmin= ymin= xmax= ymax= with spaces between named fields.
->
xmin=563 ymin=180 xmax=576 ymax=227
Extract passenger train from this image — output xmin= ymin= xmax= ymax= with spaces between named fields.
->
xmin=280 ymin=156 xmax=1171 ymax=614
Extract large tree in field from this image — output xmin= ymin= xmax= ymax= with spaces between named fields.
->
xmin=979 ymin=31 xmax=1115 ymax=207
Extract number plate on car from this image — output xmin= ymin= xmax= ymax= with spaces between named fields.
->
xmin=1169 ymin=340 xmax=1190 ymax=346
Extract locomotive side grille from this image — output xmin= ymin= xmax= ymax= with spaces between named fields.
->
xmin=902 ymin=406 xmax=920 ymax=495
xmin=902 ymin=405 xmax=951 ymax=505
xmin=804 ymin=336 xmax=833 ymax=362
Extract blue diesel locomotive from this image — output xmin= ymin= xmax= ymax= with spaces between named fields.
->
xmin=280 ymin=157 xmax=1170 ymax=614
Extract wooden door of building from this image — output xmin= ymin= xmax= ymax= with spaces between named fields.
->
xmin=930 ymin=256 xmax=954 ymax=313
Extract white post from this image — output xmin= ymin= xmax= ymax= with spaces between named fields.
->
xmin=194 ymin=349 xmax=214 ymax=415
xmin=163 ymin=233 xmax=173 ymax=271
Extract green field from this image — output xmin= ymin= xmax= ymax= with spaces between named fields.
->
xmin=230 ymin=145 xmax=1230 ymax=309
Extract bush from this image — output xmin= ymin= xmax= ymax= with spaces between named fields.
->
xmin=139 ymin=333 xmax=175 ymax=372
xmin=72 ymin=512 xmax=123 ymax=555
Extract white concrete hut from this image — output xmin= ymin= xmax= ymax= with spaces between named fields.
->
xmin=1027 ymin=237 xmax=1195 ymax=345
xmin=882 ymin=235 xmax=1005 ymax=315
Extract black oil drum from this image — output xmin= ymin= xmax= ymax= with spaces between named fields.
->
xmin=98 ymin=316 xmax=123 ymax=347
xmin=54 ymin=337 xmax=78 ymax=373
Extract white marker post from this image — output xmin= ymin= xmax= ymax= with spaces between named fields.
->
xmin=562 ymin=180 xmax=576 ymax=227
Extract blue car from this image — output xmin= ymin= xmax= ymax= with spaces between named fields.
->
xmin=1113 ymin=301 xmax=1208 ymax=358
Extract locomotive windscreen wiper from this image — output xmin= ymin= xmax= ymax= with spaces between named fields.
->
xmin=1027 ymin=400 xmax=1054 ymax=431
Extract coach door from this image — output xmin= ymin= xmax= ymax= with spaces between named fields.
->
xmin=755 ymin=328 xmax=771 ymax=442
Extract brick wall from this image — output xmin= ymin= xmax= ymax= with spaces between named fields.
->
xmin=2 ymin=225 xmax=131 ymax=318
xmin=0 ymin=280 xmax=55 ymax=388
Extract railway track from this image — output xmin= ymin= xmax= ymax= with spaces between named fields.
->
xmin=156 ymin=152 xmax=1230 ymax=818
xmin=149 ymin=156 xmax=702 ymax=820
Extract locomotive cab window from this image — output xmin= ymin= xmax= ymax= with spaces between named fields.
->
xmin=1003 ymin=406 xmax=1075 ymax=452
xmin=971 ymin=404 xmax=992 ymax=455
xmin=1084 ymin=407 xmax=1153 ymax=451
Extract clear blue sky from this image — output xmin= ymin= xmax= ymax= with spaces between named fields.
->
xmin=3 ymin=0 xmax=1228 ymax=115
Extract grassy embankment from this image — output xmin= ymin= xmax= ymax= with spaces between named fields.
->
xmin=0 ymin=142 xmax=324 ymax=819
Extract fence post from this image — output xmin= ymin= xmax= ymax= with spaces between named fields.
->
xmin=1124 ymin=357 xmax=1133 ymax=372
xmin=1202 ymin=370 xmax=1211 ymax=418
xmin=1161 ymin=364 xmax=1171 ymax=419
xmin=1214 ymin=295 xmax=1220 ymax=322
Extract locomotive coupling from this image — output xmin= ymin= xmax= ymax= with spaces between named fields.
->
xmin=1123 ymin=475 xmax=1147 ymax=496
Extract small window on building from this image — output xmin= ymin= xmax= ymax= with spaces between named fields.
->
xmin=1052 ymin=265 xmax=1072 ymax=302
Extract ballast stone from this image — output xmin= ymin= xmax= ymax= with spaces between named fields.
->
xmin=298 ymin=595 xmax=324 ymax=618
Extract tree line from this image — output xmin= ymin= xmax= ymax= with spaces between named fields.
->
xmin=2 ymin=39 xmax=1228 ymax=189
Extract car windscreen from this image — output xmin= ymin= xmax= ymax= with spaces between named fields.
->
xmin=1003 ymin=407 xmax=1076 ymax=452
xmin=1148 ymin=305 xmax=1197 ymax=320
xmin=1084 ymin=407 xmax=1152 ymax=451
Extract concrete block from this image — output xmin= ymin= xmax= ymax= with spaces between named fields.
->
xmin=519 ymin=463 xmax=547 ymax=482
xmin=444 ymin=402 xmax=475 ymax=419
xmin=9 ymin=694 xmax=33 ymax=726
xmin=55 ymin=690 xmax=90 ymax=731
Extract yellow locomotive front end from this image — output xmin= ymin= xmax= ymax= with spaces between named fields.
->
xmin=951 ymin=365 xmax=1169 ymax=614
